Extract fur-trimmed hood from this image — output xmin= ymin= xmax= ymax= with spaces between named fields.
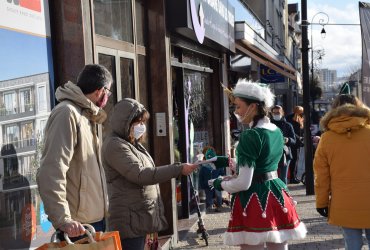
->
xmin=320 ymin=104 xmax=370 ymax=134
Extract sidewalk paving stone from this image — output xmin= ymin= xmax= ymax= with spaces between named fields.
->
xmin=174 ymin=184 xmax=369 ymax=250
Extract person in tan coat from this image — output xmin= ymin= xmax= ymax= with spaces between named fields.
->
xmin=102 ymin=98 xmax=198 ymax=250
xmin=314 ymin=94 xmax=370 ymax=249
xmin=37 ymin=64 xmax=112 ymax=241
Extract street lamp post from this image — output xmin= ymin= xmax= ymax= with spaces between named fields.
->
xmin=301 ymin=1 xmax=329 ymax=195
xmin=310 ymin=12 xmax=329 ymax=94
xmin=304 ymin=12 xmax=329 ymax=195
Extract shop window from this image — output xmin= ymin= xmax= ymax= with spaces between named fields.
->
xmin=98 ymin=53 xmax=117 ymax=139
xmin=94 ymin=0 xmax=133 ymax=43
xmin=138 ymin=55 xmax=148 ymax=108
xmin=182 ymin=50 xmax=210 ymax=68
xmin=135 ymin=0 xmax=147 ymax=46
xmin=183 ymin=70 xmax=214 ymax=161
xmin=120 ymin=57 xmax=135 ymax=99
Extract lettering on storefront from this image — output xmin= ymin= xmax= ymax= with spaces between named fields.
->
xmin=6 ymin=0 xmax=41 ymax=12
xmin=167 ymin=0 xmax=235 ymax=52
xmin=190 ymin=0 xmax=205 ymax=43
xmin=260 ymin=64 xmax=285 ymax=83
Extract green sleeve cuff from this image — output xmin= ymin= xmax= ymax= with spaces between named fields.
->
xmin=213 ymin=178 xmax=224 ymax=191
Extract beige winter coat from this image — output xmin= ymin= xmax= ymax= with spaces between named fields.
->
xmin=102 ymin=98 xmax=183 ymax=239
xmin=37 ymin=81 xmax=108 ymax=229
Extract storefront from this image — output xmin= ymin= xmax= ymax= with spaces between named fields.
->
xmin=166 ymin=0 xmax=235 ymax=219
xmin=233 ymin=21 xmax=299 ymax=113
xmin=0 ymin=0 xmax=235 ymax=247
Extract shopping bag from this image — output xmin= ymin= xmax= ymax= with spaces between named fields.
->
xmin=36 ymin=224 xmax=122 ymax=250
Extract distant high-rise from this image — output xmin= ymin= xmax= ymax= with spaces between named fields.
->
xmin=319 ymin=68 xmax=337 ymax=87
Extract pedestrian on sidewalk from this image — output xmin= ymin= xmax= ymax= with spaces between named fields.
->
xmin=314 ymin=92 xmax=370 ymax=250
xmin=199 ymin=146 xmax=226 ymax=212
xmin=37 ymin=64 xmax=113 ymax=241
xmin=211 ymin=80 xmax=307 ymax=250
xmin=286 ymin=106 xmax=305 ymax=184
xmin=101 ymin=98 xmax=198 ymax=250
xmin=270 ymin=105 xmax=296 ymax=184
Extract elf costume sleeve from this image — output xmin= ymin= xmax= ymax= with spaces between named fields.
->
xmin=220 ymin=166 xmax=254 ymax=193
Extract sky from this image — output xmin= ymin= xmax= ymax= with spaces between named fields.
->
xmin=289 ymin=0 xmax=362 ymax=77
xmin=0 ymin=28 xmax=52 ymax=81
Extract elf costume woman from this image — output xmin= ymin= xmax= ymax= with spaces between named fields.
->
xmin=211 ymin=80 xmax=307 ymax=249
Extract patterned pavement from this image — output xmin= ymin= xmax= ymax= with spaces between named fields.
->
xmin=174 ymin=184 xmax=369 ymax=250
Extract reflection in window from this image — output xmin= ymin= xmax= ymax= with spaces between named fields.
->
xmin=182 ymin=50 xmax=210 ymax=67
xmin=37 ymin=86 xmax=47 ymax=112
xmin=3 ymin=92 xmax=17 ymax=115
xmin=5 ymin=125 xmax=20 ymax=148
xmin=183 ymin=70 xmax=214 ymax=161
xmin=39 ymin=119 xmax=47 ymax=140
xmin=120 ymin=57 xmax=135 ymax=99
xmin=21 ymin=122 xmax=34 ymax=148
xmin=94 ymin=0 xmax=133 ymax=43
xmin=19 ymin=89 xmax=33 ymax=113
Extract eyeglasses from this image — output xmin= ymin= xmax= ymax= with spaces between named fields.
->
xmin=104 ymin=86 xmax=112 ymax=97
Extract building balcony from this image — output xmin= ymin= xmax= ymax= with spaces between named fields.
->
xmin=0 ymin=104 xmax=36 ymax=122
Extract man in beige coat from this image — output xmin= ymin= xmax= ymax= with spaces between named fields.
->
xmin=37 ymin=64 xmax=112 ymax=240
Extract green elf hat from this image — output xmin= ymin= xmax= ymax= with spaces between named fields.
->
xmin=339 ymin=82 xmax=351 ymax=95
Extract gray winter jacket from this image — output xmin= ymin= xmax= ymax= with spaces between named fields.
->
xmin=102 ymin=98 xmax=183 ymax=239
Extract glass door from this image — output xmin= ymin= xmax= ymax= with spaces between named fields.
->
xmin=96 ymin=46 xmax=136 ymax=138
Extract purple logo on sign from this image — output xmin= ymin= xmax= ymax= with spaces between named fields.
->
xmin=190 ymin=0 xmax=205 ymax=44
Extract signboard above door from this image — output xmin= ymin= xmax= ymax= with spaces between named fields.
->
xmin=167 ymin=0 xmax=235 ymax=52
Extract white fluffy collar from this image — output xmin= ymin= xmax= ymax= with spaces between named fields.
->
xmin=249 ymin=116 xmax=278 ymax=131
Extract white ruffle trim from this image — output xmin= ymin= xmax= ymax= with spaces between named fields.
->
xmin=223 ymin=222 xmax=307 ymax=246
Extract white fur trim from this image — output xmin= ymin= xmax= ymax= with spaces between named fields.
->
xmin=249 ymin=117 xmax=278 ymax=131
xmin=233 ymin=80 xmax=275 ymax=108
xmin=223 ymin=222 xmax=307 ymax=246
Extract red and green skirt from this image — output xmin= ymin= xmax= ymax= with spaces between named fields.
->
xmin=224 ymin=189 xmax=307 ymax=246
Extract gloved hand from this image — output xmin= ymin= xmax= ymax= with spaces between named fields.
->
xmin=316 ymin=207 xmax=328 ymax=217
xmin=212 ymin=177 xmax=224 ymax=191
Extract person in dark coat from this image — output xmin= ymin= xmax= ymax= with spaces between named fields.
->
xmin=286 ymin=106 xmax=304 ymax=183
xmin=271 ymin=105 xmax=296 ymax=184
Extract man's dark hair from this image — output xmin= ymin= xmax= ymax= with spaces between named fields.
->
xmin=76 ymin=64 xmax=113 ymax=94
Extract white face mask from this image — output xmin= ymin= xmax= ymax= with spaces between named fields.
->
xmin=272 ymin=114 xmax=282 ymax=121
xmin=234 ymin=106 xmax=251 ymax=123
xmin=133 ymin=123 xmax=146 ymax=139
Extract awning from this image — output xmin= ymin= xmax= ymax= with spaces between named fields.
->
xmin=235 ymin=40 xmax=297 ymax=82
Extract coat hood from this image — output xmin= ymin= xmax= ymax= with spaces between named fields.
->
xmin=320 ymin=104 xmax=370 ymax=135
xmin=55 ymin=81 xmax=107 ymax=124
xmin=110 ymin=98 xmax=146 ymax=139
